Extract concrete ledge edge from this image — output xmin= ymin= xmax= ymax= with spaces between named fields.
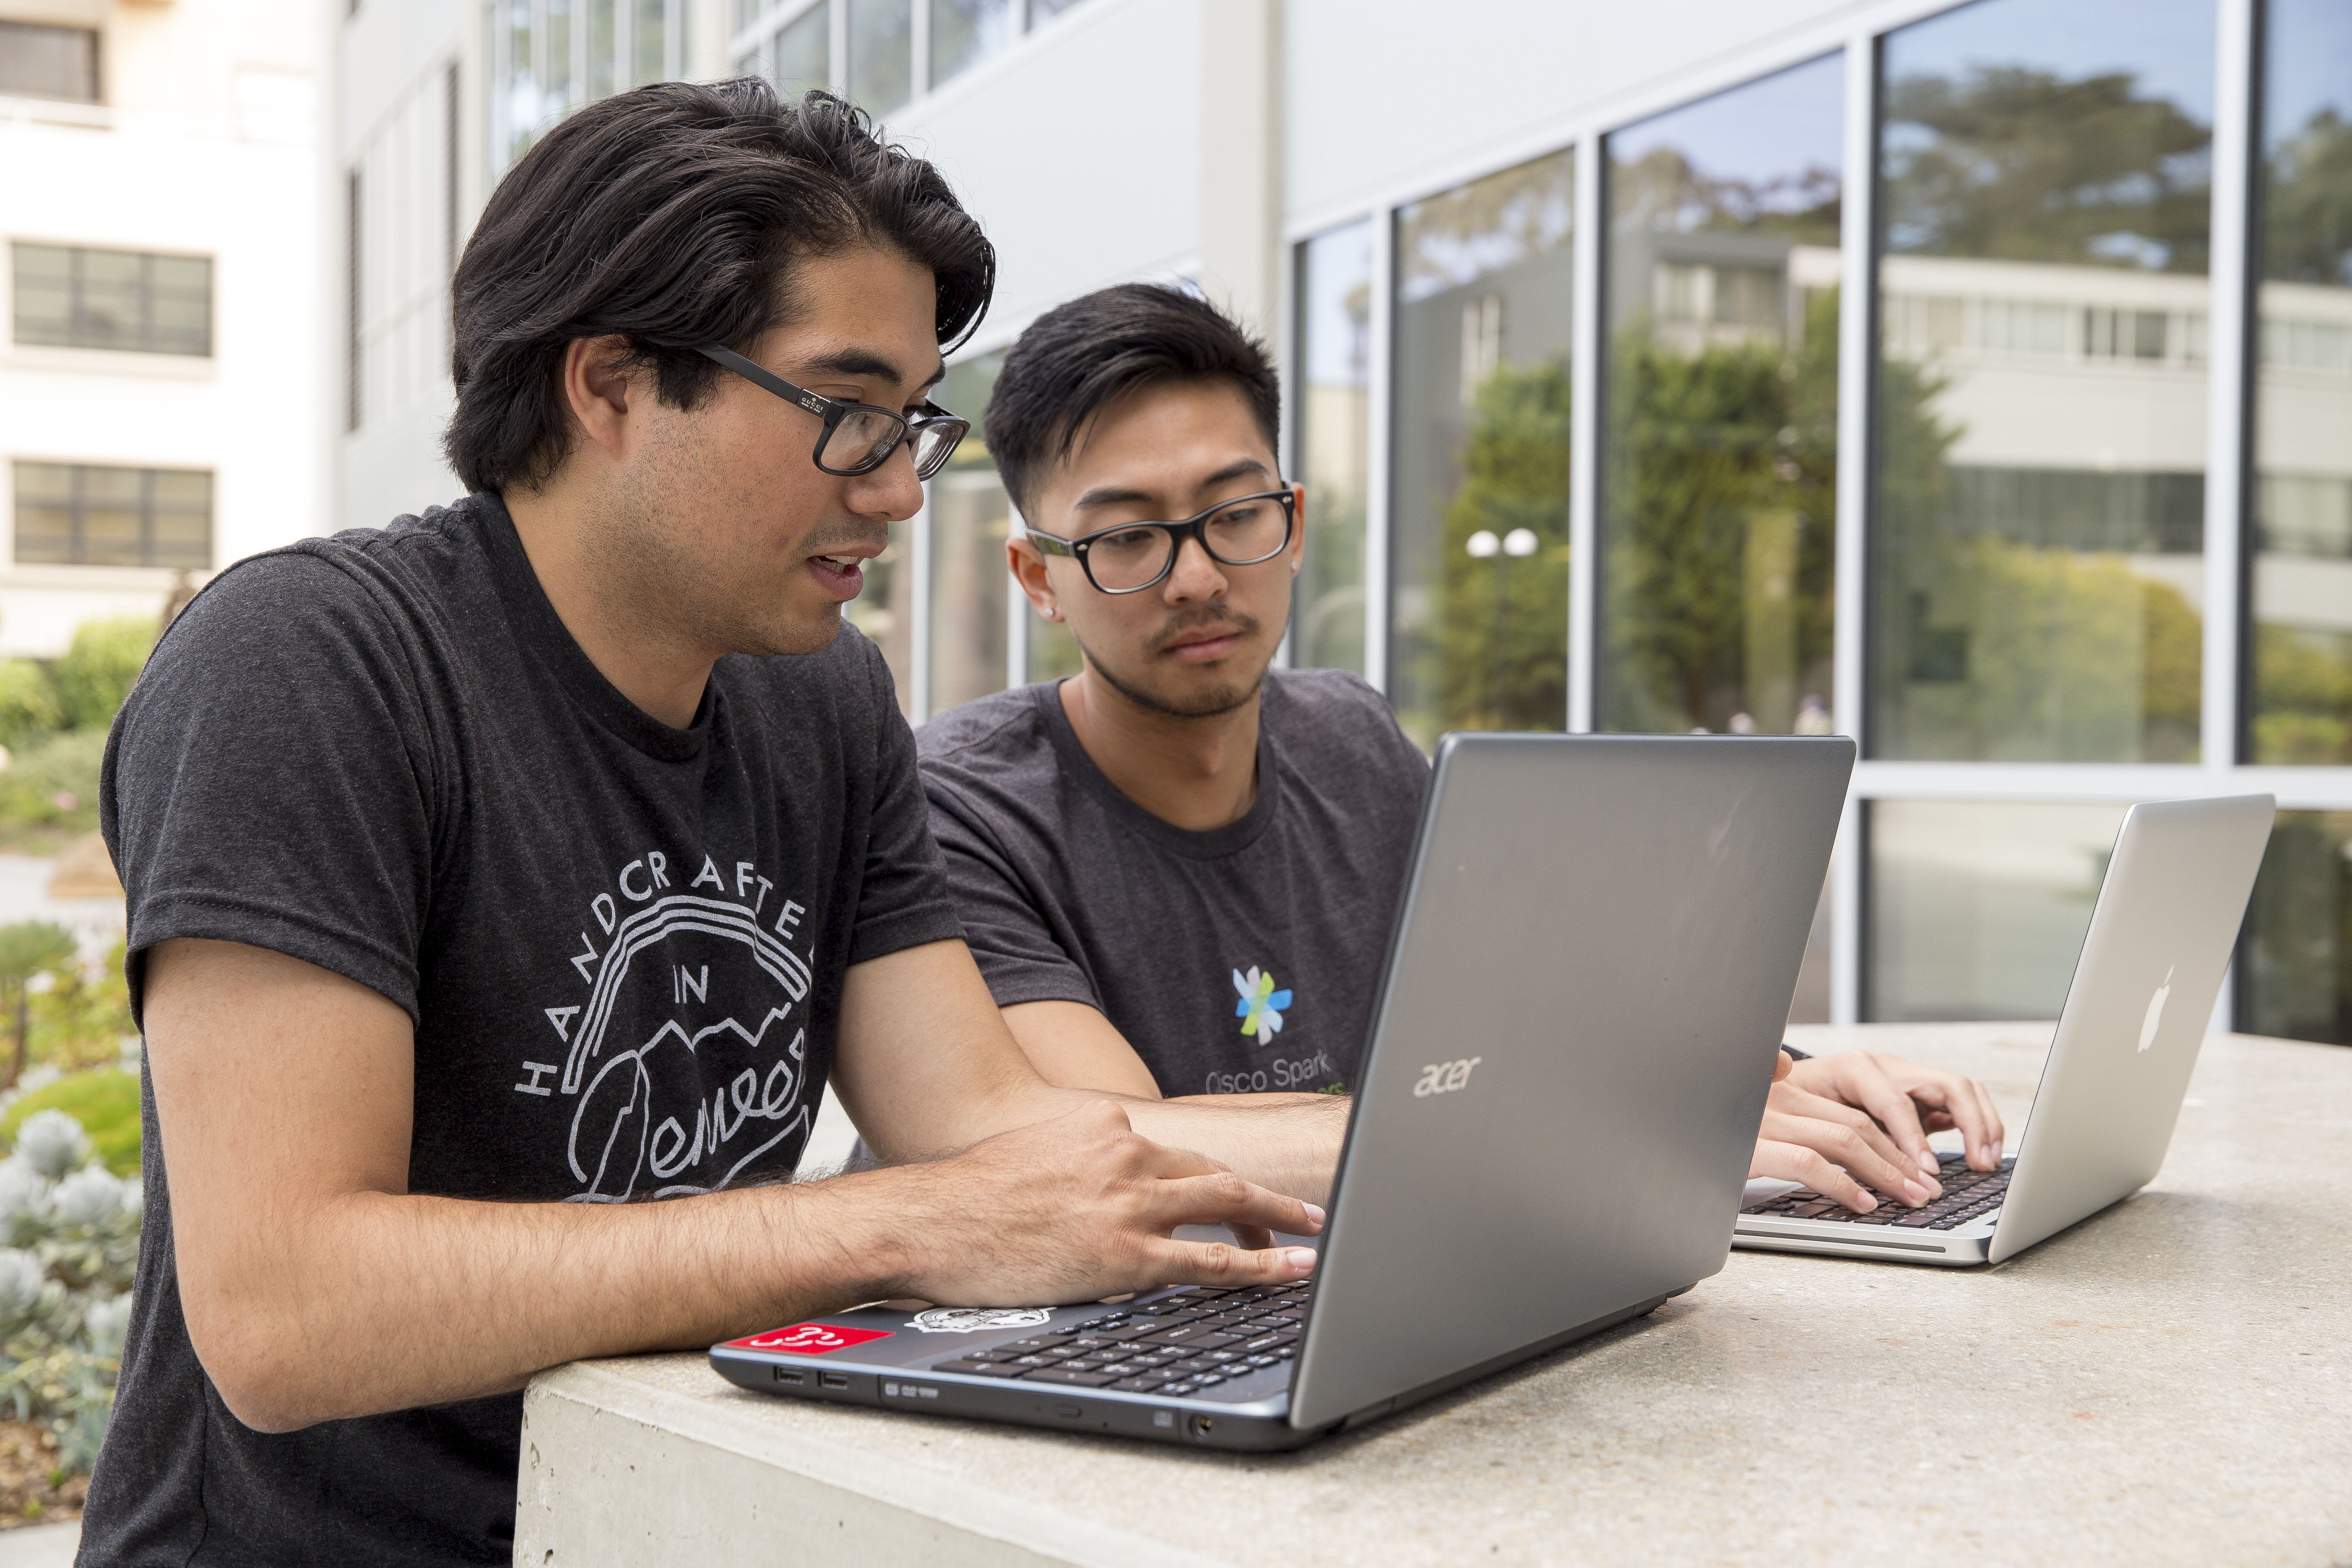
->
xmin=526 ymin=1360 xmax=1234 ymax=1568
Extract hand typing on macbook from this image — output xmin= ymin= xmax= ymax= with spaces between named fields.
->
xmin=1749 ymin=1047 xmax=2006 ymax=1213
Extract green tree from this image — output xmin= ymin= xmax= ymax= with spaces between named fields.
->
xmin=0 ymin=925 xmax=77 ymax=1092
xmin=0 ymin=662 xmax=62 ymax=753
xmin=1884 ymin=66 xmax=2213 ymax=272
xmin=49 ymin=618 xmax=154 ymax=732
xmin=1432 ymin=359 xmax=1572 ymax=730
xmin=2263 ymin=109 xmax=2352 ymax=286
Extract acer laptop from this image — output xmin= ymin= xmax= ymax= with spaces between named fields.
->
xmin=711 ymin=732 xmax=1855 ymax=1450
xmin=1734 ymin=793 xmax=2275 ymax=1267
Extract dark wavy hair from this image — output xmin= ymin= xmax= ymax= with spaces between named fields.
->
xmin=444 ymin=81 xmax=995 ymax=495
xmin=983 ymin=284 xmax=1280 ymax=518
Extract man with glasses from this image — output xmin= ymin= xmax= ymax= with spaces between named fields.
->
xmin=84 ymin=88 xmax=1328 ymax=1567
xmin=922 ymin=284 xmax=2005 ymax=1221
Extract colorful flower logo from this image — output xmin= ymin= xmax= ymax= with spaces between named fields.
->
xmin=1232 ymin=966 xmax=1292 ymax=1040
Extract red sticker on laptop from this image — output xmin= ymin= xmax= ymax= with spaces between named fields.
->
xmin=726 ymin=1322 xmax=894 ymax=1355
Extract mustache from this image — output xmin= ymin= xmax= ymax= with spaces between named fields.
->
xmin=1152 ymin=607 xmax=1260 ymax=652
xmin=799 ymin=523 xmax=891 ymax=557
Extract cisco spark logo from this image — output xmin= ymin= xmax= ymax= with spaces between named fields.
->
xmin=1412 ymin=1057 xmax=1482 ymax=1097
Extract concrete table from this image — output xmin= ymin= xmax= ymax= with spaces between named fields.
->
xmin=516 ymin=1024 xmax=2352 ymax=1566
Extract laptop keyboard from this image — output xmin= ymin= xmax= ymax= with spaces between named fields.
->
xmin=1743 ymin=1154 xmax=2015 ymax=1231
xmin=926 ymin=1282 xmax=1311 ymax=1396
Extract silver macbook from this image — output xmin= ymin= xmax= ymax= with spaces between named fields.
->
xmin=1733 ymin=793 xmax=2275 ymax=1267
xmin=711 ymin=732 xmax=1854 ymax=1449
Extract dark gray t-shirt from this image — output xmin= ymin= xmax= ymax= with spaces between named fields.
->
xmin=86 ymin=495 xmax=959 ymax=1567
xmin=918 ymin=671 xmax=1427 ymax=1096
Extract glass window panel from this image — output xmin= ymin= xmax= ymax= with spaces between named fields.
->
xmin=546 ymin=0 xmax=575 ymax=116
xmin=10 ymin=243 xmax=72 ymax=347
xmin=772 ymin=4 xmax=828 ymax=96
xmin=633 ymin=0 xmax=668 ymax=85
xmin=1390 ymin=148 xmax=1575 ymax=748
xmin=1871 ymin=0 xmax=2214 ymax=763
xmin=504 ymin=0 xmax=540 ymax=163
xmin=83 ymin=501 xmax=146 ymax=569
xmin=930 ymin=0 xmax=1011 ymax=89
xmin=2248 ymin=0 xmax=2352 ymax=766
xmin=1294 ymin=220 xmax=1373 ymax=677
xmin=1867 ymin=799 xmax=2128 ymax=1022
xmin=843 ymin=536 xmax=913 ymax=717
xmin=1600 ymin=53 xmax=1843 ymax=736
xmin=2238 ymin=810 xmax=2352 ymax=1045
xmin=0 ymin=21 xmax=100 ymax=103
xmin=848 ymin=0 xmax=911 ymax=115
xmin=1029 ymin=0 xmax=1084 ymax=20
xmin=10 ymin=464 xmax=211 ymax=570
xmin=928 ymin=351 xmax=1010 ymax=717
xmin=589 ymin=0 xmax=619 ymax=98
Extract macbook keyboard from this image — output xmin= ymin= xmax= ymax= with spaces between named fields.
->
xmin=926 ymin=1282 xmax=1310 ymax=1397
xmin=1742 ymin=1153 xmax=2015 ymax=1231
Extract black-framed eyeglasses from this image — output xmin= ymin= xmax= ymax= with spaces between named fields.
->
xmin=698 ymin=344 xmax=970 ymax=480
xmin=1026 ymin=488 xmax=1297 ymax=594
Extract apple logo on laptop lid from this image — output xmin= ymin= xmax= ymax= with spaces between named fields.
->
xmin=2137 ymin=966 xmax=2174 ymax=1054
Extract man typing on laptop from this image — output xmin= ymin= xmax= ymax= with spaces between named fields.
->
xmin=84 ymin=88 xmax=1334 ymax=1567
xmin=919 ymin=285 xmax=2004 ymax=1219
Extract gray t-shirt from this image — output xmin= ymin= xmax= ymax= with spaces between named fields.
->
xmin=88 ymin=494 xmax=959 ymax=1566
xmin=918 ymin=671 xmax=1428 ymax=1096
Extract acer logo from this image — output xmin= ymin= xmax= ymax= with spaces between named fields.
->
xmin=1412 ymin=1057 xmax=1482 ymax=1097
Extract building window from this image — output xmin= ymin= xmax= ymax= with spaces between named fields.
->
xmin=12 ymin=463 xmax=213 ymax=571
xmin=0 ymin=21 xmax=99 ymax=104
xmin=930 ymin=0 xmax=1013 ymax=88
xmin=1389 ymin=148 xmax=1575 ymax=748
xmin=11 ymin=244 xmax=212 ymax=358
xmin=1869 ymin=0 xmax=2215 ymax=764
xmin=491 ymin=0 xmax=689 ymax=171
xmin=846 ymin=0 xmax=911 ymax=116
xmin=1293 ymin=219 xmax=1372 ymax=677
xmin=2248 ymin=0 xmax=2352 ymax=769
xmin=1599 ymin=51 xmax=1843 ymax=738
xmin=926 ymin=350 xmax=1012 ymax=715
xmin=350 ymin=66 xmax=460 ymax=435
xmin=733 ymin=0 xmax=1089 ymax=112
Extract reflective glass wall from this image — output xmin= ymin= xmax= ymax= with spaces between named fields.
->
xmin=1600 ymin=54 xmax=1844 ymax=736
xmin=928 ymin=351 xmax=1011 ymax=717
xmin=2248 ymin=0 xmax=2352 ymax=766
xmin=1389 ymin=150 xmax=1575 ymax=748
xmin=1868 ymin=800 xmax=2128 ymax=1021
xmin=1293 ymin=220 xmax=1373 ymax=677
xmin=1870 ymin=0 xmax=2215 ymax=764
xmin=732 ymin=0 xmax=1090 ymax=116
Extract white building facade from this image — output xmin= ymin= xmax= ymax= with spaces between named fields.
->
xmin=0 ymin=0 xmax=323 ymax=656
xmin=332 ymin=0 xmax=2352 ymax=1043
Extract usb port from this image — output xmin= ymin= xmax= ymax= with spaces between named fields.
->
xmin=818 ymin=1371 xmax=850 ymax=1390
xmin=772 ymin=1367 xmax=807 ymax=1386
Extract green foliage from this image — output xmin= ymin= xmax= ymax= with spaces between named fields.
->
xmin=0 ymin=1106 xmax=139 ymax=1473
xmin=2252 ymin=625 xmax=2352 ymax=766
xmin=0 ymin=730 xmax=108 ymax=845
xmin=1884 ymin=65 xmax=2213 ymax=272
xmin=48 ymin=618 xmax=153 ymax=733
xmin=0 ymin=663 xmax=61 ymax=753
xmin=28 ymin=941 xmax=135 ymax=1082
xmin=2263 ymin=109 xmax=2352 ymax=287
xmin=1599 ymin=288 xmax=1854 ymax=732
xmin=2 ymin=1074 xmax=139 ymax=1179
xmin=1432 ymin=358 xmax=1572 ymax=730
xmin=0 ymin=924 xmax=77 ymax=1094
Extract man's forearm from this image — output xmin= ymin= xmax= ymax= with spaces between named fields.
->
xmin=194 ymin=1172 xmax=907 ymax=1432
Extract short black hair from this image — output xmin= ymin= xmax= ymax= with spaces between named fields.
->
xmin=983 ymin=284 xmax=1280 ymax=519
xmin=445 ymin=81 xmax=994 ymax=495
